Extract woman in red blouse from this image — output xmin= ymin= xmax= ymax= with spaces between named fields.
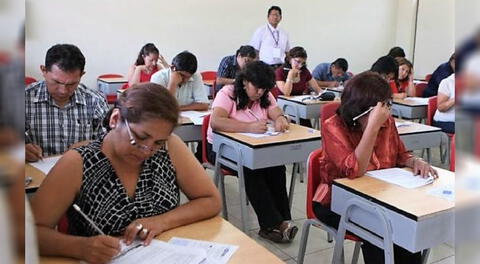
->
xmin=396 ymin=57 xmax=416 ymax=97
xmin=312 ymin=71 xmax=437 ymax=263
xmin=126 ymin=43 xmax=169 ymax=88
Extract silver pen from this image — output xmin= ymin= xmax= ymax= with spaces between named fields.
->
xmin=73 ymin=204 xmax=105 ymax=235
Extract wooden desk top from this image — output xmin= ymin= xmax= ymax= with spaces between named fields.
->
xmin=179 ymin=116 xmax=193 ymax=125
xmin=333 ymin=167 xmax=454 ymax=220
xmin=393 ymin=98 xmax=428 ymax=106
xmin=97 ymin=77 xmax=128 ymax=83
xmin=39 ymin=216 xmax=283 ymax=264
xmin=278 ymin=95 xmax=340 ymax=105
xmin=214 ymin=124 xmax=321 ymax=148
xmin=395 ymin=119 xmax=441 ymax=135
xmin=25 ymin=163 xmax=46 ymax=192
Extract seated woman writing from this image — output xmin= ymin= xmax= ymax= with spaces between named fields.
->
xmin=312 ymin=71 xmax=437 ymax=263
xmin=31 ymin=83 xmax=221 ymax=264
xmin=206 ymin=61 xmax=298 ymax=243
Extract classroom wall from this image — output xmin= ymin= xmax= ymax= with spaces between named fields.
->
xmin=413 ymin=0 xmax=455 ymax=78
xmin=26 ymin=0 xmax=428 ymax=89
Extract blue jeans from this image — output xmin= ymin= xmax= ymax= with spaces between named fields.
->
xmin=433 ymin=120 xmax=455 ymax=134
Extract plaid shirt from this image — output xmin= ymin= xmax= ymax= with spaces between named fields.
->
xmin=217 ymin=55 xmax=238 ymax=80
xmin=25 ymin=80 xmax=109 ymax=156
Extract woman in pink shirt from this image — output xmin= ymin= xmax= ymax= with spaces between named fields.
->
xmin=206 ymin=61 xmax=298 ymax=243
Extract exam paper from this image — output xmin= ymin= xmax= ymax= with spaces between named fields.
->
xmin=29 ymin=156 xmax=61 ymax=175
xmin=168 ymin=237 xmax=238 ymax=264
xmin=404 ymin=97 xmax=429 ymax=104
xmin=110 ymin=240 xmax=206 ymax=264
xmin=181 ymin=111 xmax=211 ymax=125
xmin=427 ymin=184 xmax=455 ymax=202
xmin=395 ymin=121 xmax=413 ymax=128
xmin=366 ymin=168 xmax=434 ymax=189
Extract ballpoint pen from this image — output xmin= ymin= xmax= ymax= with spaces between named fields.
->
xmin=25 ymin=130 xmax=43 ymax=161
xmin=352 ymin=107 xmax=374 ymax=121
xmin=73 ymin=204 xmax=105 ymax=235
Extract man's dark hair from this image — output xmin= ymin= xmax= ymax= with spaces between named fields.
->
xmin=45 ymin=44 xmax=86 ymax=73
xmin=331 ymin=58 xmax=348 ymax=72
xmin=387 ymin=46 xmax=406 ymax=58
xmin=236 ymin=45 xmax=257 ymax=59
xmin=268 ymin=6 xmax=282 ymax=16
xmin=371 ymin=56 xmax=398 ymax=77
xmin=171 ymin=51 xmax=198 ymax=74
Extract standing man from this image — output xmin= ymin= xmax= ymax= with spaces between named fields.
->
xmin=151 ymin=51 xmax=209 ymax=111
xmin=25 ymin=44 xmax=109 ymax=161
xmin=312 ymin=58 xmax=351 ymax=88
xmin=215 ymin=45 xmax=257 ymax=92
xmin=250 ymin=6 xmax=290 ymax=69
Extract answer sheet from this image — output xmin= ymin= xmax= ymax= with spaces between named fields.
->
xmin=366 ymin=168 xmax=434 ymax=189
xmin=169 ymin=237 xmax=238 ymax=264
xmin=29 ymin=156 xmax=61 ymax=175
xmin=110 ymin=240 xmax=206 ymax=264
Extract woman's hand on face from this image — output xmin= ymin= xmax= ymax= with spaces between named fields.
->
xmin=367 ymin=102 xmax=391 ymax=130
xmin=80 ymin=235 xmax=120 ymax=264
xmin=123 ymin=217 xmax=164 ymax=246
xmin=249 ymin=120 xmax=268 ymax=133
xmin=274 ymin=116 xmax=289 ymax=132
xmin=288 ymin=68 xmax=300 ymax=79
xmin=135 ymin=65 xmax=148 ymax=72
xmin=412 ymin=158 xmax=438 ymax=179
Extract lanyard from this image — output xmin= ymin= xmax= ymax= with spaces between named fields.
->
xmin=267 ymin=25 xmax=279 ymax=47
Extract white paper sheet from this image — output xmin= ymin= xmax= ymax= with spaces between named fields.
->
xmin=169 ymin=237 xmax=238 ymax=264
xmin=110 ymin=240 xmax=206 ymax=264
xmin=29 ymin=156 xmax=61 ymax=175
xmin=403 ymin=97 xmax=429 ymax=105
xmin=427 ymin=184 xmax=455 ymax=201
xmin=366 ymin=168 xmax=434 ymax=189
xmin=395 ymin=121 xmax=413 ymax=128
xmin=181 ymin=111 xmax=211 ymax=119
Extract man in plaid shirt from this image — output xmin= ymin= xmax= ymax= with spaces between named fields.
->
xmin=25 ymin=44 xmax=108 ymax=161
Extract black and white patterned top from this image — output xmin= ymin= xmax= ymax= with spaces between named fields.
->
xmin=25 ymin=80 xmax=109 ymax=156
xmin=66 ymin=139 xmax=179 ymax=236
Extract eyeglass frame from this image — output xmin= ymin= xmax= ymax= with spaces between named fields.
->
xmin=124 ymin=119 xmax=165 ymax=153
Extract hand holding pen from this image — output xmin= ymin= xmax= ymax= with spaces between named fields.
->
xmin=25 ymin=130 xmax=43 ymax=162
xmin=73 ymin=204 xmax=121 ymax=263
xmin=247 ymin=109 xmax=268 ymax=133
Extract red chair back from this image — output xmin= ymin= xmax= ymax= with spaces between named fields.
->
xmin=415 ymin=82 xmax=427 ymax=97
xmin=98 ymin=74 xmax=124 ymax=79
xmin=321 ymin=102 xmax=340 ymax=135
xmin=450 ymin=135 xmax=455 ymax=171
xmin=306 ymin=149 xmax=324 ymax=219
xmin=426 ymin=96 xmax=438 ymax=126
xmin=202 ymin=114 xmax=211 ymax=164
xmin=425 ymin=74 xmax=432 ymax=82
xmin=57 ymin=214 xmax=69 ymax=234
xmin=201 ymin=71 xmax=216 ymax=81
xmin=25 ymin=76 xmax=37 ymax=85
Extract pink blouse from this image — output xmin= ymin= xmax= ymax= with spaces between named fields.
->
xmin=207 ymin=85 xmax=278 ymax=143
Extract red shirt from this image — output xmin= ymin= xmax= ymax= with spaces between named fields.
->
xmin=312 ymin=115 xmax=413 ymax=207
xmin=271 ymin=67 xmax=313 ymax=97
xmin=124 ymin=65 xmax=159 ymax=89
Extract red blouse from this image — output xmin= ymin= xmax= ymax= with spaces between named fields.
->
xmin=124 ymin=65 xmax=159 ymax=89
xmin=271 ymin=67 xmax=313 ymax=98
xmin=312 ymin=114 xmax=413 ymax=207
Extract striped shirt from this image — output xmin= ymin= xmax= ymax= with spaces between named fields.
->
xmin=25 ymin=80 xmax=109 ymax=156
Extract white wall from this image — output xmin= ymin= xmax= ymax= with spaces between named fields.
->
xmin=26 ymin=0 xmax=416 ymax=89
xmin=412 ymin=0 xmax=455 ymax=78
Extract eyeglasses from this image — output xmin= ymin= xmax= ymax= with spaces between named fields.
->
xmin=124 ymin=119 xmax=164 ymax=153
xmin=292 ymin=58 xmax=306 ymax=66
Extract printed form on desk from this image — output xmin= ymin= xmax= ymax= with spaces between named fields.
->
xmin=181 ymin=111 xmax=211 ymax=125
xmin=403 ymin=97 xmax=429 ymax=104
xmin=366 ymin=168 xmax=434 ymax=189
xmin=29 ymin=156 xmax=61 ymax=175
xmin=109 ymin=240 xmax=206 ymax=264
xmin=169 ymin=237 xmax=238 ymax=264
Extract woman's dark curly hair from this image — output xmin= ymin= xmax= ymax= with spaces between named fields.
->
xmin=232 ymin=61 xmax=275 ymax=110
xmin=337 ymin=71 xmax=392 ymax=129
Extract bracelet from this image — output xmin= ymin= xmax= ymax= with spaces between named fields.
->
xmin=280 ymin=114 xmax=290 ymax=122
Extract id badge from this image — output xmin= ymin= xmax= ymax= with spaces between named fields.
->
xmin=272 ymin=48 xmax=281 ymax=59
